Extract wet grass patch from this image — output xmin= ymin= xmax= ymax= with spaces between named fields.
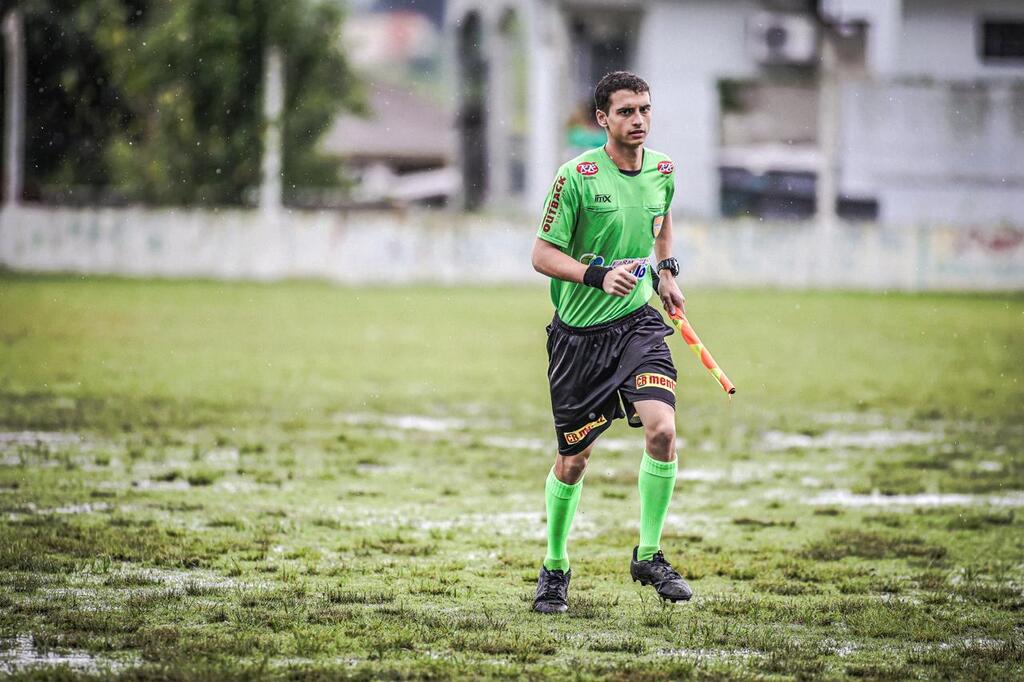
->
xmin=947 ymin=510 xmax=1016 ymax=530
xmin=2 ymin=279 xmax=1022 ymax=678
xmin=0 ymin=516 xmax=252 ymax=572
xmin=586 ymin=635 xmax=647 ymax=654
xmin=732 ymin=516 xmax=796 ymax=528
xmin=323 ymin=588 xmax=396 ymax=606
xmin=803 ymin=529 xmax=948 ymax=562
xmin=185 ymin=468 xmax=222 ymax=487
xmin=567 ymin=594 xmax=620 ymax=620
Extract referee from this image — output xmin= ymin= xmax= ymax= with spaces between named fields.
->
xmin=530 ymin=71 xmax=693 ymax=614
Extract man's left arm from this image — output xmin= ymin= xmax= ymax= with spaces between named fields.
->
xmin=654 ymin=211 xmax=685 ymax=315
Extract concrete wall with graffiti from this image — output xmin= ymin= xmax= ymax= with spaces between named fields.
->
xmin=1 ymin=206 xmax=1022 ymax=290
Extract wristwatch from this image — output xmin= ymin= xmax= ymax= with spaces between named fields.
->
xmin=657 ymin=257 xmax=679 ymax=277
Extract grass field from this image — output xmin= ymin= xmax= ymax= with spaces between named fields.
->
xmin=1 ymin=273 xmax=1023 ymax=680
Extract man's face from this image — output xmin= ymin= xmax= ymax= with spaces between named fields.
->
xmin=596 ymin=89 xmax=652 ymax=148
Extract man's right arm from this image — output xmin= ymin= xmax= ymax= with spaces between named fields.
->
xmin=533 ymin=168 xmax=638 ymax=296
xmin=531 ymin=238 xmax=640 ymax=297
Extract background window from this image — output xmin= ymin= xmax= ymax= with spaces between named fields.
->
xmin=981 ymin=20 xmax=1024 ymax=60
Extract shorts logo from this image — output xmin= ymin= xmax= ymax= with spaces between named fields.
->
xmin=657 ymin=161 xmax=674 ymax=175
xmin=576 ymin=162 xmax=599 ymax=176
xmin=541 ymin=176 xmax=567 ymax=232
xmin=635 ymin=373 xmax=676 ymax=394
xmin=652 ymin=214 xmax=665 ymax=238
xmin=564 ymin=415 xmax=607 ymax=445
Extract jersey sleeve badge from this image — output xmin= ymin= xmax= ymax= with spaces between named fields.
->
xmin=576 ymin=162 xmax=599 ymax=176
xmin=657 ymin=161 xmax=674 ymax=175
xmin=652 ymin=214 xmax=665 ymax=238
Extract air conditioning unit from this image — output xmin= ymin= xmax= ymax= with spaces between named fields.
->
xmin=747 ymin=12 xmax=818 ymax=65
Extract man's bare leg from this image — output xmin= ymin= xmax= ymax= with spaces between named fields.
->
xmin=553 ymin=443 xmax=593 ymax=484
xmin=634 ymin=399 xmax=677 ymax=462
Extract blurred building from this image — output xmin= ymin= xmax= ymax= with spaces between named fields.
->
xmin=446 ymin=0 xmax=1024 ymax=226
xmin=321 ymin=83 xmax=458 ymax=207
xmin=319 ymin=0 xmax=458 ymax=206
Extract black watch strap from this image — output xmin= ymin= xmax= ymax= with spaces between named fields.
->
xmin=657 ymin=257 xmax=679 ymax=277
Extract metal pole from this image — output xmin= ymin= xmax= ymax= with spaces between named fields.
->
xmin=260 ymin=46 xmax=284 ymax=214
xmin=489 ymin=16 xmax=511 ymax=207
xmin=817 ymin=27 xmax=840 ymax=231
xmin=3 ymin=9 xmax=25 ymax=206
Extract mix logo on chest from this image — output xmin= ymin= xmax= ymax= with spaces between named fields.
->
xmin=576 ymin=162 xmax=599 ymax=176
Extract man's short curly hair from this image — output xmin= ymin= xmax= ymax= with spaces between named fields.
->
xmin=594 ymin=71 xmax=650 ymax=114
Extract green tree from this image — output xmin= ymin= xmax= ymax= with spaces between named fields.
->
xmin=5 ymin=0 xmax=138 ymax=201
xmin=102 ymin=0 xmax=362 ymax=205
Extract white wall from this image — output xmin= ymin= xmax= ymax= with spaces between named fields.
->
xmin=841 ymin=79 xmax=1024 ymax=225
xmin=637 ymin=0 xmax=760 ymax=219
xmin=447 ymin=0 xmax=1024 ymax=226
xmin=524 ymin=0 xmax=570 ymax=210
xmin=450 ymin=0 xmax=764 ymax=219
xmin=899 ymin=0 xmax=1024 ymax=79
xmin=823 ymin=0 xmax=903 ymax=75
xmin=446 ymin=0 xmax=571 ymax=211
xmin=2 ymin=207 xmax=1021 ymax=291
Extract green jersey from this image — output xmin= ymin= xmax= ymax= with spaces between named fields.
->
xmin=536 ymin=146 xmax=675 ymax=327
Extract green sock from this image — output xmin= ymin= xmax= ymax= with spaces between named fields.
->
xmin=637 ymin=451 xmax=677 ymax=561
xmin=543 ymin=467 xmax=583 ymax=572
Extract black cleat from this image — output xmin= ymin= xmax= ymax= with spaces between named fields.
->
xmin=630 ymin=546 xmax=693 ymax=602
xmin=532 ymin=565 xmax=570 ymax=614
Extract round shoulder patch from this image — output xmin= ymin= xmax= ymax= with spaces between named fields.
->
xmin=657 ymin=161 xmax=674 ymax=175
xmin=576 ymin=162 xmax=599 ymax=176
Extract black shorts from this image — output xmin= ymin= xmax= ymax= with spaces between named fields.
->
xmin=546 ymin=304 xmax=678 ymax=456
